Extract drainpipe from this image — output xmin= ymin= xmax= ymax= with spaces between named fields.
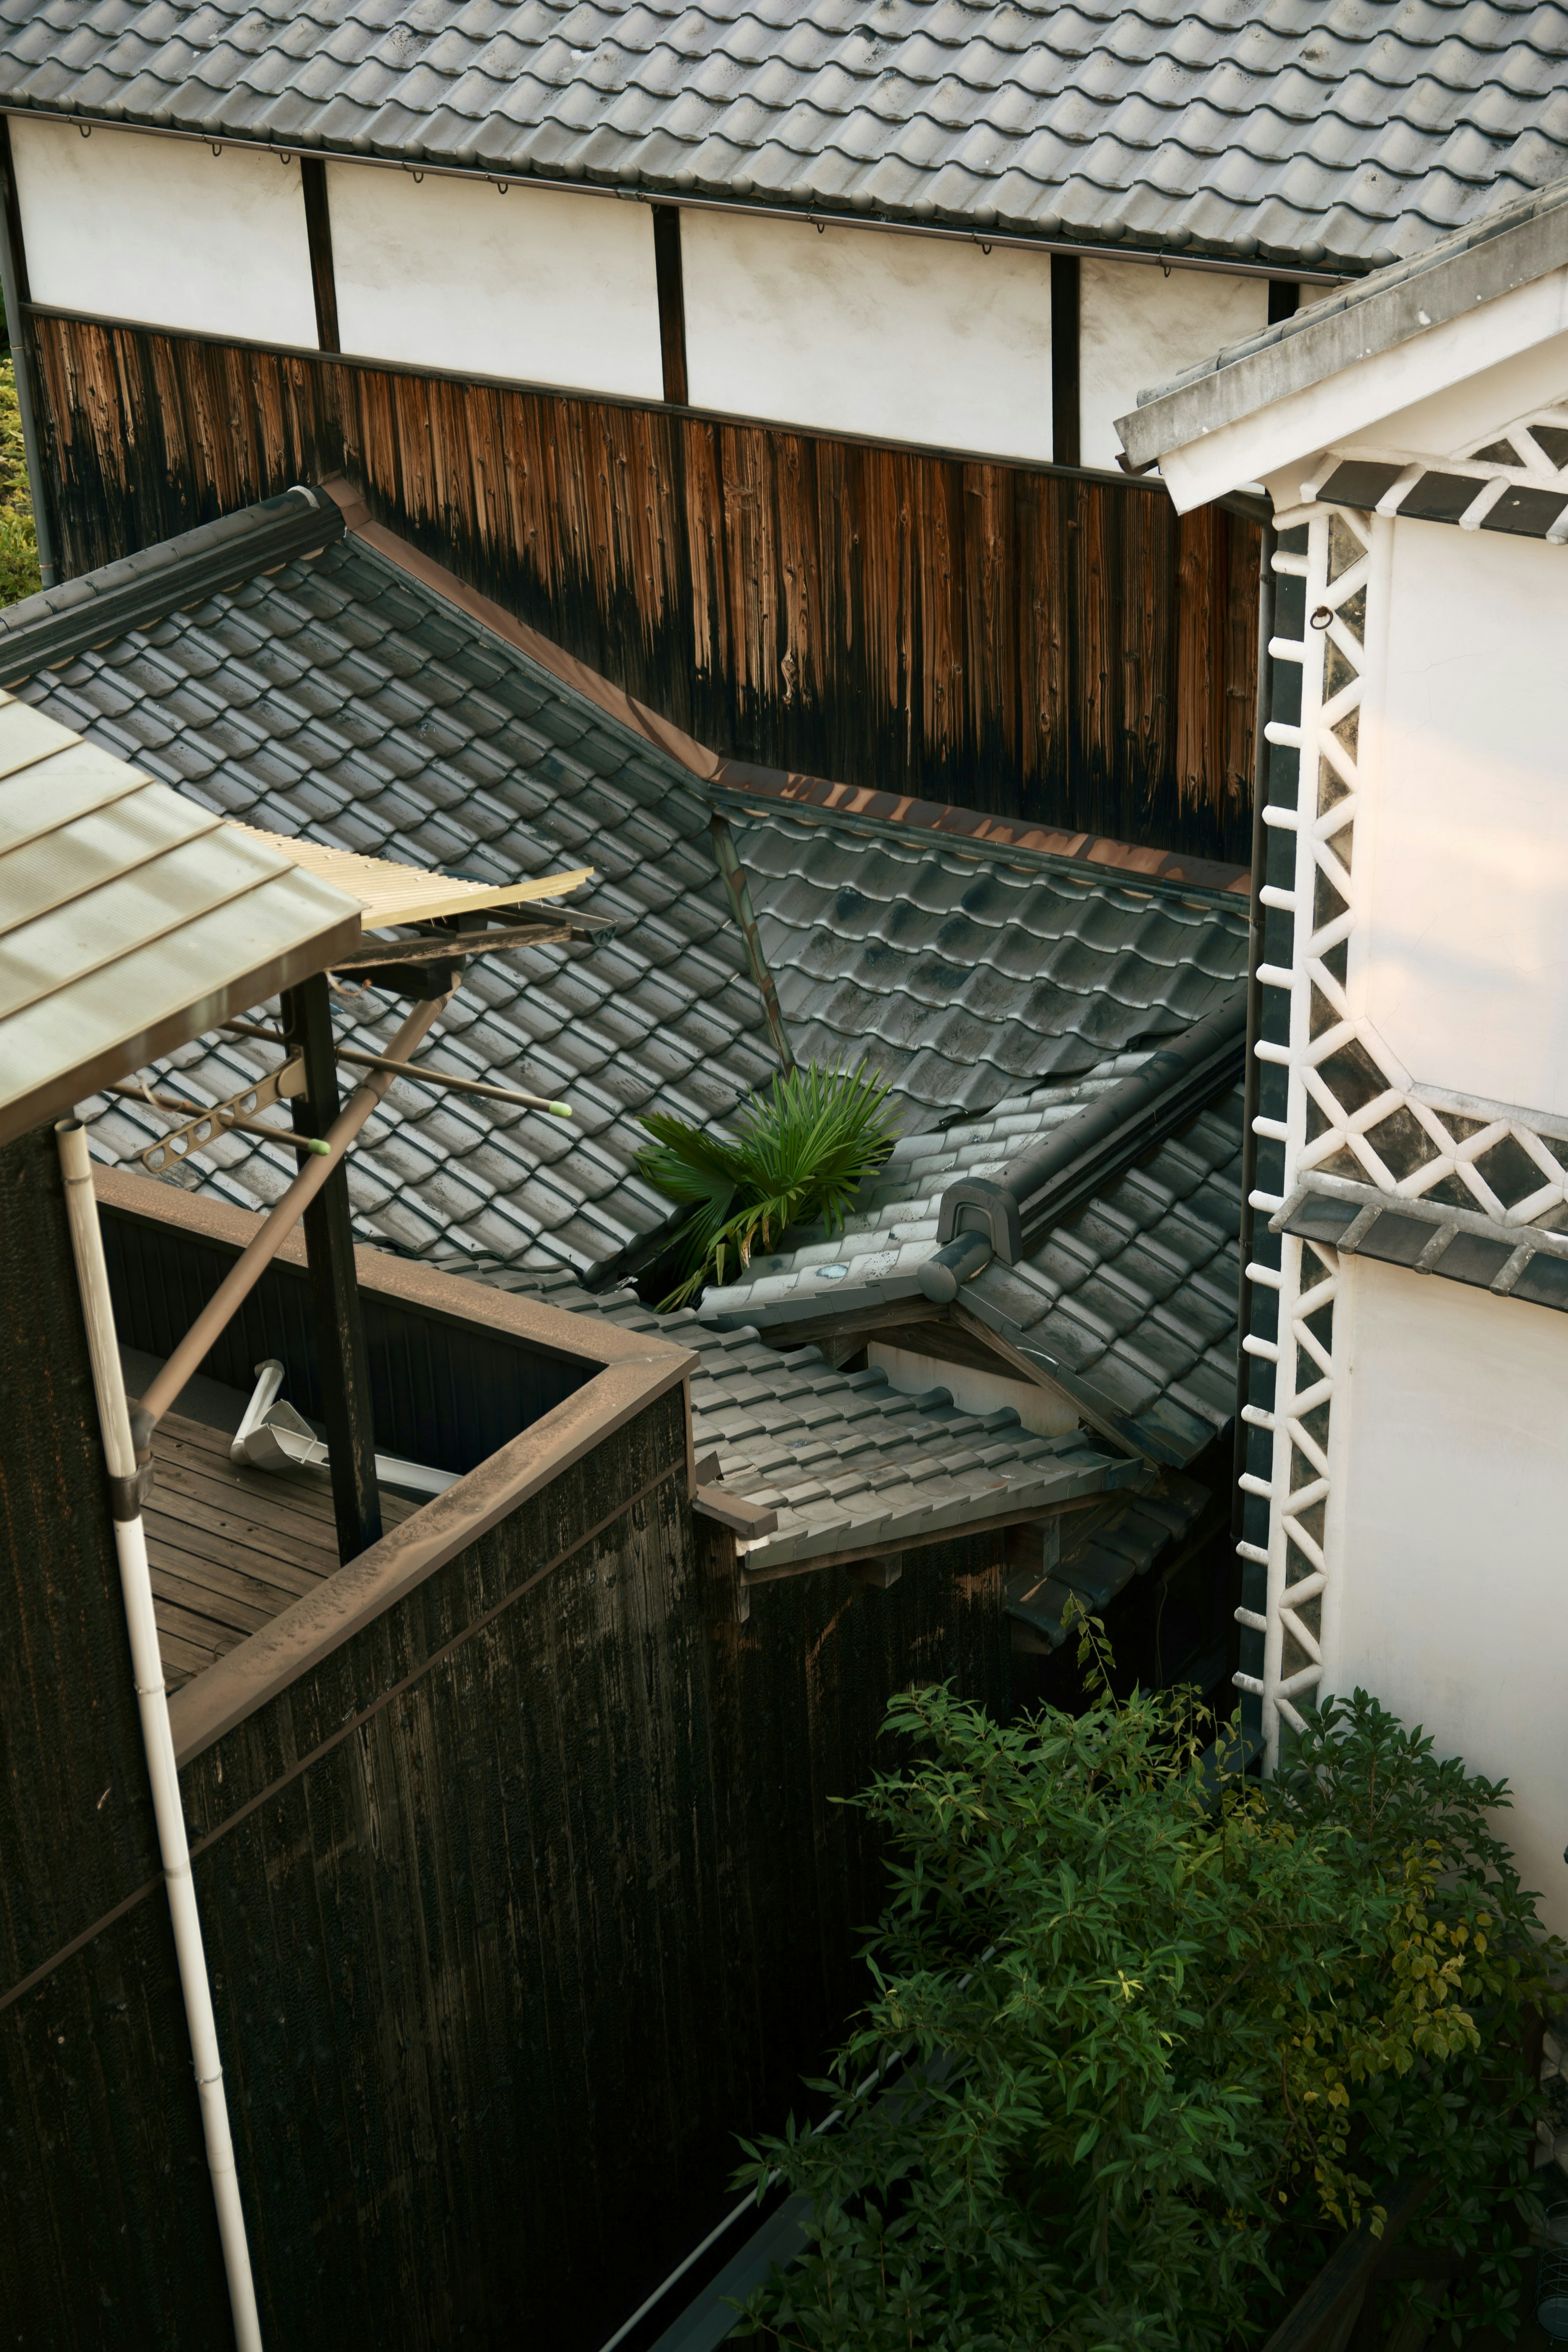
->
xmin=1229 ymin=519 xmax=1277 ymax=1708
xmin=709 ymin=813 xmax=795 ymax=1070
xmin=0 ymin=145 xmax=56 ymax=588
xmin=56 ymin=1121 xmax=264 ymax=2352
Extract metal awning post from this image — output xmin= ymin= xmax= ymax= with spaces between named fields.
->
xmin=281 ymin=972 xmax=382 ymax=1563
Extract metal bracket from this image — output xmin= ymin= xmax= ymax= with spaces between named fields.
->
xmin=138 ymin=1056 xmax=307 ymax=1174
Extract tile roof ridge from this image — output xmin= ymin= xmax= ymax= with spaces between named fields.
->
xmin=0 ymin=487 xmax=344 ymax=688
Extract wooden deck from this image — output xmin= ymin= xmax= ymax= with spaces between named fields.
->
xmin=145 ymin=1412 xmax=418 ymax=1688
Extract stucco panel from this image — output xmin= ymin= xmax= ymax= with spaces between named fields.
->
xmin=1368 ymin=516 xmax=1568 ymax=1117
xmin=12 ymin=118 xmax=317 ymax=349
xmin=327 ymin=166 xmax=663 ymax=400
xmin=682 ymin=210 xmax=1054 ymax=461
xmin=1082 ymin=257 xmax=1265 ymax=473
xmin=1334 ymin=1254 xmax=1568 ymax=1937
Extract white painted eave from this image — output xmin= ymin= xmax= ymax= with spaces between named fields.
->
xmin=1144 ymin=265 xmax=1568 ymax=514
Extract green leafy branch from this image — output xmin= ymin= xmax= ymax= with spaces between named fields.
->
xmin=637 ymin=1060 xmax=900 ymax=1310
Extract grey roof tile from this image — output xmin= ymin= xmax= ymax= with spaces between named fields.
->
xmin=4 ymin=493 xmax=1247 ymax=1511
xmin=0 ymin=0 xmax=1563 ymax=272
xmin=701 ymin=1069 xmax=1245 ymax=1468
xmin=0 ymin=505 xmax=1251 ymax=1283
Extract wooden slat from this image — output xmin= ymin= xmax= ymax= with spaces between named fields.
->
xmin=150 ymin=1457 xmax=345 ymax=1558
xmin=145 ymin=1526 xmax=327 ymax=1608
xmin=157 ymin=1625 xmax=217 ymax=1684
xmin=156 ymin=1414 xmax=416 ymax=1530
xmin=145 ymin=1409 xmax=421 ymax=1685
xmin=149 ymin=1562 xmax=276 ymax=1640
xmin=150 ymin=1592 xmax=231 ymax=1662
xmin=145 ymin=1481 xmax=339 ymax=1572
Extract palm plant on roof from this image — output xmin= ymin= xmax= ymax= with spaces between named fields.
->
xmin=637 ymin=1060 xmax=900 ymax=1311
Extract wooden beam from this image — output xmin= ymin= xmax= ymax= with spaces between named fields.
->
xmin=653 ymin=205 xmax=688 ymax=406
xmin=952 ymin=1298 xmax=1138 ymax=1460
xmin=280 ymin=973 xmax=381 ymax=1564
xmin=855 ymin=1316 xmax=1031 ymax=1379
xmin=301 ymin=157 xmax=340 ymax=355
xmin=742 ymin=1489 xmax=1118 ymax=1586
xmin=760 ymin=1294 xmax=945 ymax=1351
xmin=848 ymin=1554 xmax=902 ymax=1589
xmin=1051 ymin=253 xmax=1080 ymax=468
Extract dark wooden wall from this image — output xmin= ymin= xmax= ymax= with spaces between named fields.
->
xmin=0 ymin=1154 xmax=1009 ymax=2349
xmin=101 ymin=1203 xmax=590 ymax=1476
xmin=27 ymin=313 xmax=1261 ymax=864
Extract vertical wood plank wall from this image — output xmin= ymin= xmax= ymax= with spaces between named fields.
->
xmin=0 ymin=1157 xmax=1010 ymax=2349
xmin=28 ymin=313 xmax=1261 ymax=864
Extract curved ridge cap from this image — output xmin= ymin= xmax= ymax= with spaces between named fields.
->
xmin=0 ymin=486 xmax=336 ymax=645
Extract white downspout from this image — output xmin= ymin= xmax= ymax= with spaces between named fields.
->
xmin=56 ymin=1120 xmax=264 ymax=2352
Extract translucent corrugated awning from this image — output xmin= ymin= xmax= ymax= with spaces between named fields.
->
xmin=0 ymin=697 xmax=363 ymax=1147
xmin=230 ymin=825 xmax=593 ymax=929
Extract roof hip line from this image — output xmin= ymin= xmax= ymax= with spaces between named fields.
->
xmin=933 ymin=984 xmax=1250 ymax=1268
xmin=0 ymin=488 xmax=343 ymax=685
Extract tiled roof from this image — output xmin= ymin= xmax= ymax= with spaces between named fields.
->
xmin=1007 ymin=1472 xmax=1212 ymax=1649
xmin=5 ymin=494 xmax=1249 ymax=1288
xmin=2 ymin=0 xmax=1566 ymax=274
xmin=699 ymin=1067 xmax=1246 ymax=1467
xmin=731 ymin=796 xmax=1247 ymax=1118
xmin=454 ymin=1262 xmax=1143 ymax=1574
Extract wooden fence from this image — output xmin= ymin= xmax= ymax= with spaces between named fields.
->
xmin=0 ymin=1132 xmax=1011 ymax=2349
xmin=27 ymin=311 xmax=1261 ymax=864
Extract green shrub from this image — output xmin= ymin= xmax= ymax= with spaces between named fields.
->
xmin=637 ymin=1060 xmax=898 ymax=1309
xmin=733 ymin=1648 xmax=1560 ymax=2350
xmin=0 ymin=356 xmax=41 ymax=605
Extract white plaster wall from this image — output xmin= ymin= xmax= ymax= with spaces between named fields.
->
xmin=868 ymin=1341 xmax=1080 ymax=1437
xmin=1365 ymin=514 xmax=1568 ymax=1116
xmin=1332 ymin=1256 xmax=1568 ymax=1938
xmin=11 ymin=119 xmax=317 ymax=348
xmin=1082 ymin=257 xmax=1266 ymax=472
xmin=682 ymin=212 xmax=1054 ymax=461
xmin=327 ymin=167 xmax=663 ymax=399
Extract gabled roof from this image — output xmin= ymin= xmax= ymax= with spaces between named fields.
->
xmin=0 ymin=684 xmax=360 ymax=1146
xmin=1120 ymin=165 xmax=1568 ymax=477
xmin=3 ymin=0 xmax=1566 ymax=275
xmin=699 ymin=1061 xmax=1245 ymax=1468
xmin=6 ymin=490 xmax=1249 ymax=1285
xmin=460 ymin=1262 xmax=1141 ymax=1576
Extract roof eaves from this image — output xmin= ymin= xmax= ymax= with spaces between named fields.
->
xmin=0 ymin=488 xmax=345 ymax=688
xmin=1119 ymin=174 xmax=1568 ymax=469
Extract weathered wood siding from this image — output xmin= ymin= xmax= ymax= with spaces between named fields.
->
xmin=27 ymin=312 xmax=1261 ymax=864
xmin=0 ymin=1149 xmax=1009 ymax=2349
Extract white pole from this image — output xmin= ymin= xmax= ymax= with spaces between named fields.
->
xmin=56 ymin=1120 xmax=264 ymax=2352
